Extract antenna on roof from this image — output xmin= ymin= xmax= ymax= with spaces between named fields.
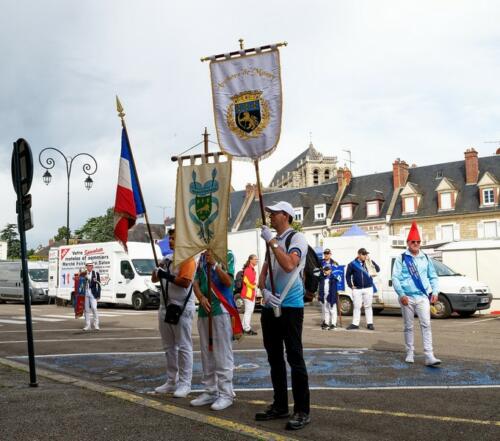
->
xmin=342 ymin=149 xmax=355 ymax=171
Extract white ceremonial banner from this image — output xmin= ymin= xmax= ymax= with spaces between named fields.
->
xmin=210 ymin=49 xmax=282 ymax=160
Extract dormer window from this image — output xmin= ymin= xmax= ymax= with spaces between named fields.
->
xmin=439 ymin=192 xmax=453 ymax=210
xmin=483 ymin=188 xmax=495 ymax=206
xmin=366 ymin=201 xmax=380 ymax=217
xmin=294 ymin=207 xmax=303 ymax=222
xmin=403 ymin=196 xmax=416 ymax=214
xmin=314 ymin=204 xmax=326 ymax=220
xmin=340 ymin=204 xmax=353 ymax=220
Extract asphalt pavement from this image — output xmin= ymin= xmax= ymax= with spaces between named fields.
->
xmin=0 ymin=302 xmax=499 ymax=440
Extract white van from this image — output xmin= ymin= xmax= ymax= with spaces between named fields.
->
xmin=0 ymin=260 xmax=49 ymax=303
xmin=323 ymin=234 xmax=492 ymax=318
xmin=48 ymin=241 xmax=162 ymax=310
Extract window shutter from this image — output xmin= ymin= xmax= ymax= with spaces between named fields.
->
xmin=435 ymin=225 xmax=442 ymax=241
xmin=477 ymin=222 xmax=484 ymax=239
xmin=453 ymin=223 xmax=460 ymax=241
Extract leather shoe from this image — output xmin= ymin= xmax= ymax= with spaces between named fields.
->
xmin=346 ymin=324 xmax=359 ymax=330
xmin=286 ymin=412 xmax=311 ymax=430
xmin=367 ymin=324 xmax=374 ymax=330
xmin=255 ymin=405 xmax=289 ymax=421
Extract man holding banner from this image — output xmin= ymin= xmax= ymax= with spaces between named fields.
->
xmin=190 ymin=249 xmax=238 ymax=411
xmin=392 ymin=221 xmax=441 ymax=367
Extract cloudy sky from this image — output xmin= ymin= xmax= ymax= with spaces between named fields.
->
xmin=1 ymin=0 xmax=500 ymax=248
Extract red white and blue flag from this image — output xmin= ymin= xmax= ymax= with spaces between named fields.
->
xmin=114 ymin=128 xmax=145 ymax=250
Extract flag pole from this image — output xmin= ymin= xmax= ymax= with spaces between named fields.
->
xmin=116 ymin=96 xmax=160 ymax=267
xmin=203 ymin=127 xmax=214 ymax=352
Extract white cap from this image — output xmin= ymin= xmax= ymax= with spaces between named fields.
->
xmin=265 ymin=201 xmax=294 ymax=218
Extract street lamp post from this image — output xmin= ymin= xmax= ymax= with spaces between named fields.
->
xmin=38 ymin=148 xmax=98 ymax=245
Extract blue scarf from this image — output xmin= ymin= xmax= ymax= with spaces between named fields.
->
xmin=351 ymin=259 xmax=377 ymax=293
xmin=402 ymin=253 xmax=430 ymax=298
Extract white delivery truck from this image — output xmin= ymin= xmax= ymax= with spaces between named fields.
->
xmin=323 ymin=233 xmax=492 ymax=319
xmin=48 ymin=241 xmax=162 ymax=310
xmin=0 ymin=260 xmax=49 ymax=303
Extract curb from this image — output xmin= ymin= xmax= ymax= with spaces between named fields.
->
xmin=0 ymin=357 xmax=296 ymax=441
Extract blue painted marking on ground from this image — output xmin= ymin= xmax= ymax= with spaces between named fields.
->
xmin=14 ymin=349 xmax=500 ymax=393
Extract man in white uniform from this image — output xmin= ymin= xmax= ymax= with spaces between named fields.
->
xmin=83 ymin=260 xmax=100 ymax=331
xmin=152 ymin=229 xmax=197 ymax=398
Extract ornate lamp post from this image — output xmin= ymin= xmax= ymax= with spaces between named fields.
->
xmin=38 ymin=148 xmax=98 ymax=244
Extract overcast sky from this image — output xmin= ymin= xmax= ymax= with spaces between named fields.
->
xmin=1 ymin=0 xmax=500 ymax=248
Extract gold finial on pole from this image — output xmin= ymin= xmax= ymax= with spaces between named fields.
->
xmin=116 ymin=95 xmax=125 ymax=120
xmin=239 ymin=38 xmax=244 ymax=50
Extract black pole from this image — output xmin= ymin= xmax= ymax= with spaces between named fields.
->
xmin=66 ymin=175 xmax=70 ymax=245
xmin=13 ymin=141 xmax=37 ymax=387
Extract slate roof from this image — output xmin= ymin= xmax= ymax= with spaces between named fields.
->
xmin=391 ymin=155 xmax=500 ymax=220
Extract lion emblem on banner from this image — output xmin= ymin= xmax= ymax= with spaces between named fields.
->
xmin=226 ymin=90 xmax=270 ymax=140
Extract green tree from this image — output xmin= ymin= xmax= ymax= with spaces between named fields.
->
xmin=53 ymin=226 xmax=71 ymax=242
xmin=75 ymin=207 xmax=115 ymax=242
xmin=0 ymin=223 xmax=21 ymax=259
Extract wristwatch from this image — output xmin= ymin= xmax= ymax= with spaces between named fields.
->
xmin=271 ymin=241 xmax=279 ymax=249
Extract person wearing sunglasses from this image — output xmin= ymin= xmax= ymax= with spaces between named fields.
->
xmin=392 ymin=221 xmax=441 ymax=367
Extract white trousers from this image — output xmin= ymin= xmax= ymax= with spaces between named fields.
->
xmin=198 ymin=314 xmax=234 ymax=400
xmin=158 ymin=307 xmax=194 ymax=388
xmin=399 ymin=295 xmax=434 ymax=356
xmin=242 ymin=298 xmax=255 ymax=331
xmin=84 ymin=295 xmax=99 ymax=328
xmin=322 ymin=302 xmax=337 ymax=326
xmin=352 ymin=287 xmax=373 ymax=326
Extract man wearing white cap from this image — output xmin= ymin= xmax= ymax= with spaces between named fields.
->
xmin=83 ymin=260 xmax=101 ymax=331
xmin=256 ymin=201 xmax=311 ymax=431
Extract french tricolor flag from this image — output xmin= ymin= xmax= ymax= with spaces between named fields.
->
xmin=114 ymin=128 xmax=145 ymax=250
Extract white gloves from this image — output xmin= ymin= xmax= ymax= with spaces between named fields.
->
xmin=260 ymin=226 xmax=274 ymax=243
xmin=262 ymin=288 xmax=281 ymax=307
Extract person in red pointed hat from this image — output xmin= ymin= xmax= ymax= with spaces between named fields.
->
xmin=392 ymin=221 xmax=442 ymax=367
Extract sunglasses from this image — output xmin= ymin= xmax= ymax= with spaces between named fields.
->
xmin=410 ymin=241 xmax=421 ymax=245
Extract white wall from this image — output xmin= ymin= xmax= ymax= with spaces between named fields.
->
xmin=0 ymin=241 xmax=7 ymax=260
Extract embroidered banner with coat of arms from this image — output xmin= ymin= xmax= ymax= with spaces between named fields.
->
xmin=209 ymin=49 xmax=282 ymax=160
xmin=174 ymin=158 xmax=231 ymax=268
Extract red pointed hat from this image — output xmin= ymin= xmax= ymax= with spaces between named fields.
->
xmin=407 ymin=221 xmax=421 ymax=242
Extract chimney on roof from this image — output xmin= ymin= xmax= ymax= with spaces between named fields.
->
xmin=343 ymin=167 xmax=352 ymax=186
xmin=464 ymin=148 xmax=479 ymax=185
xmin=392 ymin=159 xmax=409 ymax=189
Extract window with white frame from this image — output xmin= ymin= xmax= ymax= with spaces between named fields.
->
xmin=484 ymin=221 xmax=498 ymax=238
xmin=366 ymin=201 xmax=379 ymax=217
xmin=441 ymin=224 xmax=454 ymax=242
xmin=403 ymin=197 xmax=416 ymax=214
xmin=483 ymin=188 xmax=495 ymax=205
xmin=340 ymin=204 xmax=353 ymax=220
xmin=294 ymin=207 xmax=303 ymax=222
xmin=440 ymin=192 xmax=453 ymax=210
xmin=314 ymin=204 xmax=326 ymax=220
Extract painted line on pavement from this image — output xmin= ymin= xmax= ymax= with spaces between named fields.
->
xmin=0 ymin=327 xmax=157 ymax=333
xmin=0 ymin=357 xmax=297 ymax=441
xmin=0 ymin=319 xmax=27 ymax=325
xmin=446 ymin=317 xmax=500 ymax=326
xmin=244 ymin=399 xmax=500 ymax=427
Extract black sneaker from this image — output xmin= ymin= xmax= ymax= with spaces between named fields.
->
xmin=247 ymin=329 xmax=258 ymax=336
xmin=286 ymin=412 xmax=311 ymax=430
xmin=346 ymin=324 xmax=359 ymax=330
xmin=320 ymin=322 xmax=328 ymax=330
xmin=328 ymin=324 xmax=336 ymax=330
xmin=255 ymin=405 xmax=290 ymax=421
xmin=367 ymin=324 xmax=375 ymax=330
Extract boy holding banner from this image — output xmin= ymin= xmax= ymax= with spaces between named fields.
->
xmin=392 ymin=221 xmax=441 ymax=366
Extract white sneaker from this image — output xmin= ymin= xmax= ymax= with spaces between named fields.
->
xmin=173 ymin=385 xmax=191 ymax=398
xmin=83 ymin=326 xmax=91 ymax=331
xmin=94 ymin=325 xmax=100 ymax=331
xmin=425 ymin=356 xmax=442 ymax=367
xmin=405 ymin=353 xmax=414 ymax=364
xmin=210 ymin=397 xmax=233 ymax=411
xmin=155 ymin=382 xmax=177 ymax=394
xmin=190 ymin=392 xmax=217 ymax=407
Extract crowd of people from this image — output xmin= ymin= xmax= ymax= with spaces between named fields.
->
xmin=77 ymin=201 xmax=440 ymax=432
